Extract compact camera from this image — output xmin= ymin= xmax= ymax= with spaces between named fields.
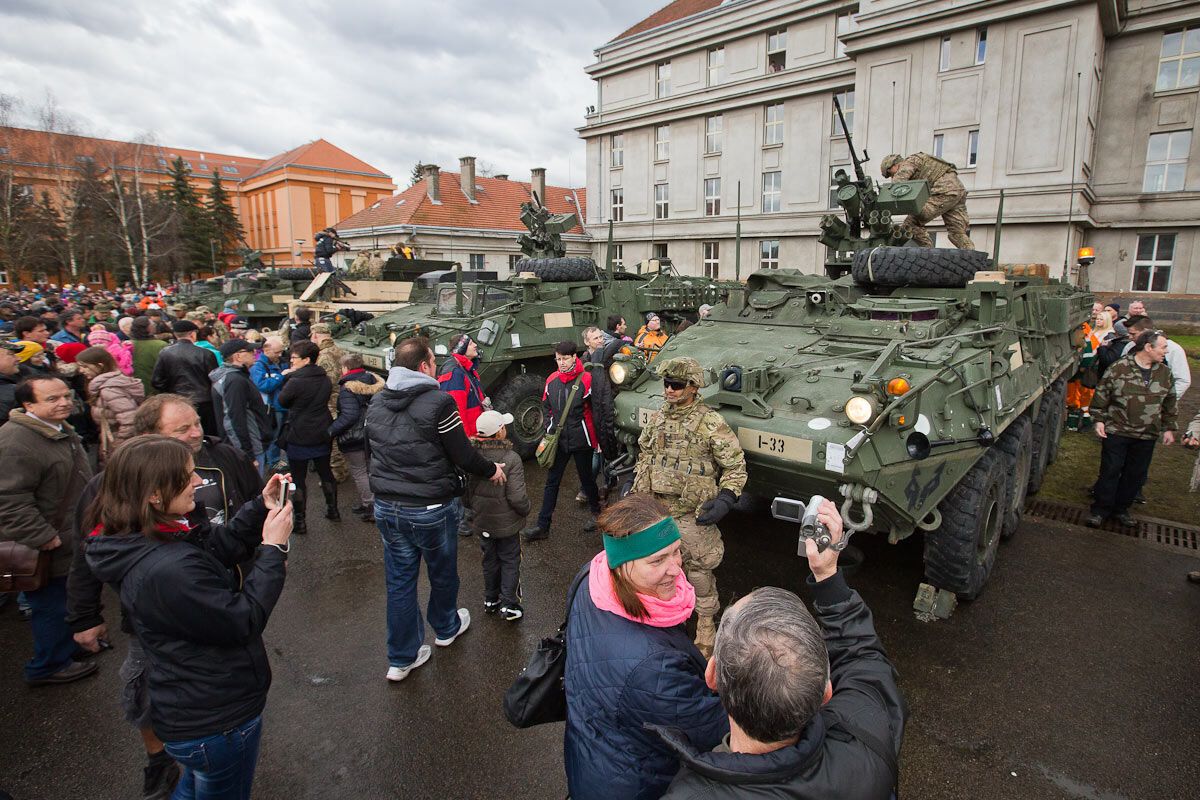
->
xmin=770 ymin=495 xmax=848 ymax=554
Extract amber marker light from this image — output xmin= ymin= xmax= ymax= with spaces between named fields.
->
xmin=887 ymin=377 xmax=911 ymax=396
xmin=1077 ymin=246 xmax=1095 ymax=260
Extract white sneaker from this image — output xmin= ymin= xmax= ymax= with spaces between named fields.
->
xmin=434 ymin=608 xmax=471 ymax=647
xmin=386 ymin=645 xmax=431 ymax=682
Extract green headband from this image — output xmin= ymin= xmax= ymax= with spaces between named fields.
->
xmin=603 ymin=517 xmax=681 ymax=568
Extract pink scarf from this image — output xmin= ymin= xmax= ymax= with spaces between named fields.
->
xmin=587 ymin=550 xmax=696 ymax=628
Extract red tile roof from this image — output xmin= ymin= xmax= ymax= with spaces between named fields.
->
xmin=244 ymin=138 xmax=388 ymax=180
xmin=335 ymin=171 xmax=588 ymax=235
xmin=612 ymin=0 xmax=723 ymax=42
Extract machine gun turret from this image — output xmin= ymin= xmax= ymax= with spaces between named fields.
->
xmin=819 ymin=95 xmax=929 ymax=279
xmin=516 ymin=191 xmax=577 ymax=259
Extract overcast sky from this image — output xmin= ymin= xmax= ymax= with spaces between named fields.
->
xmin=0 ymin=0 xmax=652 ymax=189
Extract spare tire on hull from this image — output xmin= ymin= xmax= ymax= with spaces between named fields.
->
xmin=514 ymin=257 xmax=598 ymax=283
xmin=852 ymin=246 xmax=991 ymax=288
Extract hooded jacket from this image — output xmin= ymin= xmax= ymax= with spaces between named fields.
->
xmin=543 ymin=357 xmax=599 ymax=454
xmin=438 ymin=353 xmax=487 ymax=437
xmin=85 ymin=497 xmax=285 ymax=742
xmin=249 ymin=352 xmax=287 ymax=411
xmin=464 ymin=438 xmax=529 ymax=537
xmin=150 ymin=339 xmax=218 ymax=405
xmin=365 ymin=367 xmax=497 ymax=506
xmin=210 ymin=363 xmax=273 ymax=457
xmin=87 ymin=370 xmax=146 ymax=451
xmin=328 ymin=369 xmax=383 ymax=451
xmin=657 ymin=572 xmax=905 ymax=800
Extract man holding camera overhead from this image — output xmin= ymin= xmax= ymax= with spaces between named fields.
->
xmin=631 ymin=357 xmax=746 ymax=657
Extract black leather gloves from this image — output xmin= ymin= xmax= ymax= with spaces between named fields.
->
xmin=696 ymin=489 xmax=737 ymax=526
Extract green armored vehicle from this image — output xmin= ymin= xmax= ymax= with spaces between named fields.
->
xmin=610 ymin=108 xmax=1092 ymax=604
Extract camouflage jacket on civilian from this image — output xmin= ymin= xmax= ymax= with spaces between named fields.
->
xmin=1090 ymin=355 xmax=1178 ymax=440
xmin=1187 ymin=409 xmax=1200 ymax=440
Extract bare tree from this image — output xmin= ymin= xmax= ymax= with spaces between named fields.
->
xmin=97 ymin=135 xmax=180 ymax=284
xmin=36 ymin=94 xmax=86 ymax=280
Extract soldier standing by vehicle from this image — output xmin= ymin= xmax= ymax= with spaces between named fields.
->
xmin=881 ymin=152 xmax=974 ymax=250
xmin=312 ymin=323 xmax=350 ymax=483
xmin=631 ymin=357 xmax=747 ymax=656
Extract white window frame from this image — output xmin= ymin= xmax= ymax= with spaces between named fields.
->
xmin=939 ymin=36 xmax=951 ymax=72
xmin=611 ymin=243 xmax=624 ymax=270
xmin=1132 ymin=233 xmax=1175 ymax=293
xmin=1156 ymin=28 xmax=1200 ymax=92
xmin=653 ymin=242 xmax=669 ymax=260
xmin=764 ymin=103 xmax=784 ymax=146
xmin=654 ymin=183 xmax=669 ymax=219
xmin=707 ymin=47 xmax=726 ymax=86
xmin=759 ymin=239 xmax=780 ymax=269
xmin=762 ymin=171 xmax=782 ymax=213
xmin=832 ymin=88 xmax=854 ymax=135
xmin=705 ymin=115 xmax=723 ymax=154
xmin=767 ymin=29 xmax=787 ymax=72
xmin=975 ymin=28 xmax=988 ymax=65
xmin=610 ymin=134 xmax=624 ymax=168
xmin=966 ymin=129 xmax=979 ymax=168
xmin=656 ymin=61 xmax=672 ymax=98
xmin=0 ymin=269 xmax=9 ymax=284
xmin=86 ymin=272 xmax=102 ymax=284
xmin=508 ymin=254 xmax=522 ymax=269
xmin=703 ymin=241 xmax=720 ymax=279
xmin=610 ymin=188 xmax=624 ymax=222
xmin=468 ymin=253 xmax=485 ymax=270
xmin=932 ymin=134 xmax=945 ymax=158
xmin=655 ymin=125 xmax=670 ymax=162
xmin=704 ymin=178 xmax=721 ymax=216
xmin=1143 ymin=130 xmax=1191 ymax=192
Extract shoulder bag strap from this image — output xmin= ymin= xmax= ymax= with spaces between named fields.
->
xmin=558 ymin=564 xmax=592 ymax=633
xmin=552 ymin=377 xmax=583 ymax=434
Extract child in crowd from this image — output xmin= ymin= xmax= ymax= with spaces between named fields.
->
xmin=465 ymin=409 xmax=530 ymax=620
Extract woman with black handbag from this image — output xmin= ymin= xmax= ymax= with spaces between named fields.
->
xmin=327 ymin=353 xmax=383 ymax=522
xmin=277 ymin=341 xmax=335 ymax=533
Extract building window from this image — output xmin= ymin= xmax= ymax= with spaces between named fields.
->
xmin=611 ymin=244 xmax=624 ymax=270
xmin=705 ymin=115 xmax=723 ymax=154
xmin=157 ymin=158 xmax=167 ymax=166
xmin=655 ymin=125 xmax=670 ymax=161
xmin=16 ymin=184 xmax=33 ymax=199
xmin=762 ymin=171 xmax=782 ymax=213
xmin=975 ymin=28 xmax=988 ymax=65
xmin=222 ymin=165 xmax=238 ymax=174
xmin=836 ymin=12 xmax=856 ymax=59
xmin=509 ymin=254 xmax=522 ymax=269
xmin=703 ymin=241 xmax=720 ymax=279
xmin=767 ymin=29 xmax=787 ymax=72
xmin=87 ymin=272 xmax=101 ymax=284
xmin=654 ymin=183 xmax=669 ymax=219
xmin=939 ymin=36 xmax=951 ymax=72
xmin=610 ymin=188 xmax=624 ymax=221
xmin=707 ymin=47 xmax=726 ymax=86
xmin=653 ymin=242 xmax=669 ymax=260
xmin=1132 ymin=234 xmax=1175 ymax=292
xmin=469 ymin=254 xmax=485 ymax=270
xmin=832 ymin=88 xmax=854 ymax=135
xmin=1157 ymin=28 xmax=1200 ymax=92
xmin=759 ymin=239 xmax=780 ymax=269
xmin=967 ymin=129 xmax=979 ymax=167
xmin=829 ymin=166 xmax=847 ymax=208
xmin=0 ymin=146 xmax=7 ymax=156
xmin=1143 ymin=131 xmax=1191 ymax=192
xmin=611 ymin=134 xmax=624 ymax=168
xmin=656 ymin=61 xmax=671 ymax=98
xmin=197 ymin=163 xmax=209 ymax=171
xmin=764 ymin=103 xmax=784 ymax=146
xmin=932 ymin=134 xmax=945 ymax=158
xmin=0 ymin=269 xmax=8 ymax=284
xmin=704 ymin=178 xmax=721 ymax=216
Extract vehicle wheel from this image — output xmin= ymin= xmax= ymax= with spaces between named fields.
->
xmin=514 ymin=257 xmax=598 ymax=282
xmin=996 ymin=415 xmax=1033 ymax=540
xmin=493 ymin=373 xmax=549 ymax=460
xmin=1028 ymin=376 xmax=1067 ymax=494
xmin=922 ymin=448 xmax=1005 ymax=599
xmin=851 ymin=246 xmax=991 ymax=288
xmin=271 ymin=267 xmax=318 ymax=280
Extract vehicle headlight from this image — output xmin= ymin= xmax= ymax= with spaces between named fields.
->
xmin=610 ymin=362 xmax=629 ymax=385
xmin=383 ymin=347 xmax=396 ymax=370
xmin=844 ymin=395 xmax=876 ymax=425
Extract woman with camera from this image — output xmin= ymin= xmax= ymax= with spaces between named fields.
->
xmin=85 ymin=435 xmax=293 ymax=800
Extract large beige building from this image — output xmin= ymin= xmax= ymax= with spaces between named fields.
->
xmin=579 ymin=0 xmax=1200 ymax=298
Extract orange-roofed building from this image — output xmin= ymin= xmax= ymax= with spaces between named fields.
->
xmin=333 ymin=158 xmax=590 ymax=273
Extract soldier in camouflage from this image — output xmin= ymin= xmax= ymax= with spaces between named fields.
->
xmin=1185 ymin=411 xmax=1200 ymax=584
xmin=1087 ymin=330 xmax=1178 ymax=529
xmin=312 ymin=322 xmax=351 ymax=483
xmin=881 ymin=152 xmax=974 ymax=250
xmin=631 ymin=356 xmax=747 ymax=656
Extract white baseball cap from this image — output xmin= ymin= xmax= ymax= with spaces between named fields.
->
xmin=476 ymin=409 xmax=514 ymax=437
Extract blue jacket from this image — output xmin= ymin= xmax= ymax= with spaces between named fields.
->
xmin=51 ymin=328 xmax=83 ymax=345
xmin=249 ymin=353 xmax=286 ymax=411
xmin=564 ymin=573 xmax=728 ymax=800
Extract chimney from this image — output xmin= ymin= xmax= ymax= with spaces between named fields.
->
xmin=531 ymin=167 xmax=546 ymax=204
xmin=459 ymin=156 xmax=477 ymax=202
xmin=494 ymin=173 xmax=508 ymax=181
xmin=422 ymin=164 xmax=441 ymax=204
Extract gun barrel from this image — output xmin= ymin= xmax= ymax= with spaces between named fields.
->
xmin=832 ymin=96 xmax=867 ymax=183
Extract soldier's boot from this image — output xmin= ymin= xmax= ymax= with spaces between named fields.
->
xmin=322 ymin=483 xmax=340 ymax=521
xmin=694 ymin=615 xmax=717 ymax=658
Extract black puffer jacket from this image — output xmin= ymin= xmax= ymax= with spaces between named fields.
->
xmin=586 ymin=341 xmax=622 ymax=457
xmin=85 ymin=497 xmax=285 ymax=742
xmin=365 ymin=367 xmax=496 ymax=506
xmin=0 ymin=371 xmax=17 ymax=424
xmin=150 ymin=339 xmax=218 ymax=405
xmin=277 ymin=363 xmax=332 ymax=447
xmin=328 ymin=369 xmax=383 ymax=451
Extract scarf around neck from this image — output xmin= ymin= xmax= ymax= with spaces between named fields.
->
xmin=587 ymin=550 xmax=695 ymax=628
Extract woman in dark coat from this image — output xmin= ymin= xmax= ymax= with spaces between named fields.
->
xmin=278 ymin=340 xmax=335 ymax=533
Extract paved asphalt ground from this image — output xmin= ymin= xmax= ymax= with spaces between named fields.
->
xmin=2 ymin=462 xmax=1198 ymax=800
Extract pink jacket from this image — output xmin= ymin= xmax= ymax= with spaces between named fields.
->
xmin=87 ymin=329 xmax=134 ymax=376
xmin=88 ymin=370 xmax=145 ymax=454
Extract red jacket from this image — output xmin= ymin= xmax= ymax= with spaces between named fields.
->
xmin=438 ymin=353 xmax=486 ymax=437
xmin=542 ymin=358 xmax=599 ymax=453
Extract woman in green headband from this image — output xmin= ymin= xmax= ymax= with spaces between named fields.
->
xmin=563 ymin=494 xmax=727 ymax=800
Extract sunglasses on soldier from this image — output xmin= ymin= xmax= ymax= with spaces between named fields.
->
xmin=663 ymin=378 xmax=688 ymax=391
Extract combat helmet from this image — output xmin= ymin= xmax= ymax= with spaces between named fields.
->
xmin=656 ymin=356 xmax=705 ymax=387
xmin=880 ymin=154 xmax=903 ymax=177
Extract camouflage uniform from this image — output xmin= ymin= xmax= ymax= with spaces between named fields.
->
xmin=883 ymin=152 xmax=974 ymax=250
xmin=1089 ymin=355 xmax=1177 ymax=519
xmin=632 ymin=358 xmax=747 ymax=653
xmin=315 ymin=330 xmax=350 ymax=483
xmin=1186 ymin=410 xmax=1200 ymax=493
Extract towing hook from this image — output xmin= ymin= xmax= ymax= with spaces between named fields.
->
xmin=838 ymin=483 xmax=878 ymax=533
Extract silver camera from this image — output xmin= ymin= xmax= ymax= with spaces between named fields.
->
xmin=770 ymin=495 xmax=847 ymax=554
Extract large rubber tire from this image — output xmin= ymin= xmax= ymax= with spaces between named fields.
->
xmin=923 ymin=447 xmax=1005 ymax=600
xmin=515 ymin=257 xmax=598 ymax=282
xmin=996 ymin=415 xmax=1033 ymax=540
xmin=492 ymin=372 xmax=549 ymax=460
xmin=1028 ymin=376 xmax=1067 ymax=494
xmin=271 ymin=268 xmax=318 ymax=280
xmin=851 ymin=246 xmax=991 ymax=288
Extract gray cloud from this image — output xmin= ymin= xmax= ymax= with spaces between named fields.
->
xmin=0 ymin=0 xmax=648 ymax=190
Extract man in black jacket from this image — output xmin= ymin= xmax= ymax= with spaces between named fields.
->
xmin=210 ymin=340 xmax=273 ymax=471
xmin=151 ymin=320 xmax=219 ymax=435
xmin=657 ymin=500 xmax=905 ymax=800
xmin=366 ymin=336 xmax=505 ymax=682
xmin=0 ymin=340 xmax=21 ymax=423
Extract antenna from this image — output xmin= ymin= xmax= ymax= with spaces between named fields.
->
xmin=1063 ymin=71 xmax=1082 ymax=281
xmin=890 ymin=81 xmax=897 ymax=154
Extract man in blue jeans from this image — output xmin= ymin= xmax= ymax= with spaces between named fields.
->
xmin=365 ymin=336 xmax=506 ymax=681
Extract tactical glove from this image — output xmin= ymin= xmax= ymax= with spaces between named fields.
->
xmin=696 ymin=489 xmax=737 ymax=526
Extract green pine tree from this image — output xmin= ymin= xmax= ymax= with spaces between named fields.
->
xmin=410 ymin=162 xmax=425 ymax=187
xmin=166 ymin=156 xmax=215 ymax=277
xmin=207 ymin=171 xmax=244 ymax=267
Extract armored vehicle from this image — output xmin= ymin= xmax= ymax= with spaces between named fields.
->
xmin=610 ymin=104 xmax=1092 ymax=604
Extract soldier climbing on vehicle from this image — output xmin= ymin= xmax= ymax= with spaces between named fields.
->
xmin=880 ymin=152 xmax=974 ymax=250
